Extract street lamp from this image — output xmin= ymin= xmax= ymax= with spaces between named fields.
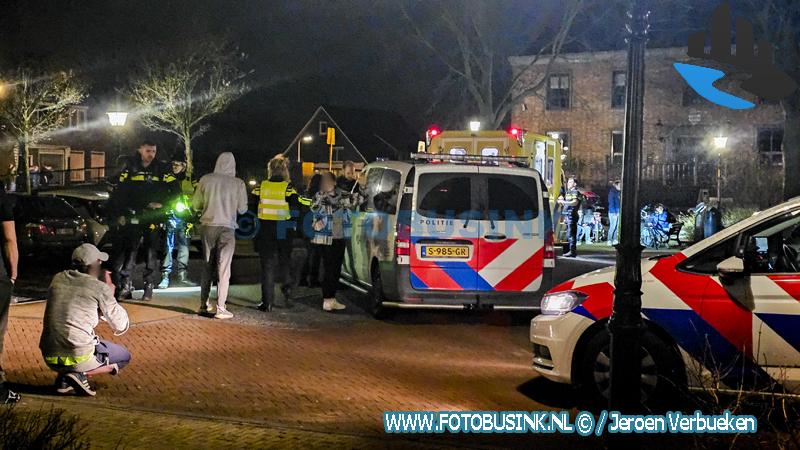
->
xmin=609 ymin=0 xmax=648 ymax=418
xmin=297 ymin=135 xmax=313 ymax=163
xmin=469 ymin=121 xmax=481 ymax=132
xmin=106 ymin=110 xmax=128 ymax=172
xmin=713 ymin=135 xmax=728 ymax=208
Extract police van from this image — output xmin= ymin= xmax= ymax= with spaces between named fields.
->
xmin=340 ymin=153 xmax=555 ymax=317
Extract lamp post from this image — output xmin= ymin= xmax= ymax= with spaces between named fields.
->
xmin=297 ymin=135 xmax=313 ymax=163
xmin=106 ymin=110 xmax=128 ymax=169
xmin=713 ymin=135 xmax=728 ymax=208
xmin=609 ymin=0 xmax=649 ymax=417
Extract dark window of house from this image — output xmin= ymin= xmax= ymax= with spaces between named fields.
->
xmin=757 ymin=127 xmax=783 ymax=166
xmin=682 ymin=87 xmax=704 ymax=106
xmin=546 ymin=74 xmax=570 ymax=110
xmin=611 ymin=131 xmax=623 ymax=165
xmin=611 ymin=71 xmax=626 ymax=108
xmin=318 ymin=121 xmax=328 ymax=136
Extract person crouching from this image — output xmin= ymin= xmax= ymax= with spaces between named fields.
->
xmin=39 ymin=244 xmax=131 ymax=396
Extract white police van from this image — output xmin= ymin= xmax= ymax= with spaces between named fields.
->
xmin=340 ymin=155 xmax=554 ymax=317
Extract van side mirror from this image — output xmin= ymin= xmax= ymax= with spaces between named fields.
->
xmin=717 ymin=255 xmax=745 ymax=277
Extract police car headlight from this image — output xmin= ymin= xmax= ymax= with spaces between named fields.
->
xmin=540 ymin=291 xmax=587 ymax=315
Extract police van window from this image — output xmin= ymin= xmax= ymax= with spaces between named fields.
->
xmin=365 ymin=168 xmax=384 ymax=211
xmin=374 ymin=169 xmax=401 ymax=215
xmin=680 ymin=237 xmax=738 ymax=274
xmin=417 ymin=174 xmax=473 ymax=219
xmin=485 ymin=175 xmax=539 ymax=220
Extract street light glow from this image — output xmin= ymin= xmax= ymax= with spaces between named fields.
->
xmin=469 ymin=121 xmax=481 ymax=132
xmin=107 ymin=111 xmax=128 ymax=127
xmin=713 ymin=136 xmax=728 ymax=149
xmin=302 ymin=135 xmax=313 ymax=143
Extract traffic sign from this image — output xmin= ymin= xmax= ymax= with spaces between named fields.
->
xmin=326 ymin=127 xmax=336 ymax=145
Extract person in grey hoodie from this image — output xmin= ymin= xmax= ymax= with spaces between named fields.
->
xmin=192 ymin=152 xmax=248 ymax=319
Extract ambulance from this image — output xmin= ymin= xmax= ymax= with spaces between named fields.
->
xmin=339 ymin=128 xmax=556 ymax=317
xmin=531 ymin=197 xmax=800 ymax=407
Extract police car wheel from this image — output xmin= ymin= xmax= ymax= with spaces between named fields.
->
xmin=370 ymin=267 xmax=390 ymax=319
xmin=575 ymin=328 xmax=685 ymax=411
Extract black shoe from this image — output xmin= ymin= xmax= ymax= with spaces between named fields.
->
xmin=115 ymin=280 xmax=133 ymax=301
xmin=141 ymin=283 xmax=154 ymax=301
xmin=55 ymin=375 xmax=74 ymax=395
xmin=281 ymin=286 xmax=293 ymax=307
xmin=257 ymin=301 xmax=273 ymax=312
xmin=64 ymin=372 xmax=95 ymax=396
xmin=563 ymin=251 xmax=577 ymax=258
xmin=0 ymin=386 xmax=21 ymax=403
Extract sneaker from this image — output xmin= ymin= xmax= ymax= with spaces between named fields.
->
xmin=331 ymin=299 xmax=346 ymax=310
xmin=563 ymin=251 xmax=577 ymax=258
xmin=65 ymin=372 xmax=96 ymax=396
xmin=323 ymin=298 xmax=335 ymax=311
xmin=141 ymin=283 xmax=154 ymax=301
xmin=55 ymin=375 xmax=74 ymax=395
xmin=0 ymin=386 xmax=21 ymax=403
xmin=157 ymin=275 xmax=170 ymax=290
xmin=215 ymin=309 xmax=234 ymax=320
xmin=257 ymin=301 xmax=273 ymax=312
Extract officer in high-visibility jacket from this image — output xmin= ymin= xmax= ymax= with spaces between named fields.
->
xmin=253 ymin=155 xmax=310 ymax=312
xmin=107 ymin=141 xmax=177 ymax=301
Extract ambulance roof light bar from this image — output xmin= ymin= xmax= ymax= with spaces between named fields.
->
xmin=410 ymin=153 xmax=530 ymax=167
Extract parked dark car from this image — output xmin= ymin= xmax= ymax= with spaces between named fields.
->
xmin=10 ymin=194 xmax=89 ymax=256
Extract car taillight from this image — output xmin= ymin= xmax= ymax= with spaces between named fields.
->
xmin=396 ymin=222 xmax=411 ymax=257
xmin=544 ymin=228 xmax=555 ymax=260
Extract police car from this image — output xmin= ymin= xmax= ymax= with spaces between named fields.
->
xmin=531 ymin=198 xmax=800 ymax=406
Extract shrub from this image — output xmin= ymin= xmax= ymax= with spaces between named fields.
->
xmin=0 ymin=405 xmax=89 ymax=450
xmin=722 ymin=207 xmax=758 ymax=228
xmin=677 ymin=211 xmax=696 ymax=244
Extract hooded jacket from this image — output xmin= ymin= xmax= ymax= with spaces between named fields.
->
xmin=192 ymin=153 xmax=248 ymax=229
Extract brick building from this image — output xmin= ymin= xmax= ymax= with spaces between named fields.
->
xmin=509 ymin=47 xmax=785 ymax=206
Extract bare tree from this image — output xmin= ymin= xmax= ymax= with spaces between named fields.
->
xmin=128 ymin=41 xmax=249 ymax=179
xmin=747 ymin=0 xmax=800 ymax=201
xmin=0 ymin=69 xmax=86 ymax=194
xmin=401 ymin=0 xmax=585 ymax=129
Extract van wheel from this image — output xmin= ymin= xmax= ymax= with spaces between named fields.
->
xmin=370 ymin=268 xmax=390 ymax=319
xmin=574 ymin=328 xmax=685 ymax=411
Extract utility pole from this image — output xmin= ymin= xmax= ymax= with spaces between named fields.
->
xmin=609 ymin=0 xmax=649 ymax=418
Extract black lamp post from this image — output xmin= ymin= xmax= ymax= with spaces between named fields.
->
xmin=608 ymin=0 xmax=649 ymax=415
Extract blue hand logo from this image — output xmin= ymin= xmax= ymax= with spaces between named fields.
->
xmin=675 ymin=3 xmax=796 ymax=110
xmin=673 ymin=63 xmax=755 ymax=110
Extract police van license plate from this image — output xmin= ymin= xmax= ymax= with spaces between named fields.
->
xmin=56 ymin=228 xmax=73 ymax=235
xmin=421 ymin=245 xmax=468 ymax=258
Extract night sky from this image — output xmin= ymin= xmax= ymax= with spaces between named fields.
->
xmin=0 ymin=0 xmax=718 ymax=173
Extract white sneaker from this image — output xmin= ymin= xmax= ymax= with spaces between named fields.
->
xmin=323 ymin=298 xmax=335 ymax=311
xmin=331 ymin=299 xmax=346 ymax=310
xmin=215 ymin=309 xmax=233 ymax=320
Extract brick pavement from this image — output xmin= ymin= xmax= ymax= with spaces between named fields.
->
xmin=1 ymin=290 xmax=700 ymax=449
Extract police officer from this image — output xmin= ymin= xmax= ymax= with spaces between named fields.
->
xmin=558 ymin=177 xmax=583 ymax=258
xmin=253 ymin=155 xmax=310 ymax=311
xmin=108 ymin=141 xmax=175 ymax=301
xmin=158 ymin=152 xmax=196 ymax=289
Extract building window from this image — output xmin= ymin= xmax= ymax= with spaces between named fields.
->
xmin=757 ymin=127 xmax=783 ymax=166
xmin=69 ymin=109 xmax=87 ymax=131
xmin=682 ymin=87 xmax=704 ymax=106
xmin=546 ymin=74 xmax=570 ymax=110
xmin=611 ymin=131 xmax=623 ymax=165
xmin=546 ymin=131 xmax=570 ymax=151
xmin=318 ymin=121 xmax=328 ymax=136
xmin=611 ymin=71 xmax=626 ymax=108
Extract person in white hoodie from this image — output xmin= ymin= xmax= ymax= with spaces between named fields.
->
xmin=191 ymin=153 xmax=248 ymax=319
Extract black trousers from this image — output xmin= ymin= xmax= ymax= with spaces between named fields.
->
xmin=0 ymin=278 xmax=12 ymax=384
xmin=321 ymin=239 xmax=346 ymax=299
xmin=565 ymin=213 xmax=578 ymax=254
xmin=300 ymin=242 xmax=323 ymax=285
xmin=258 ymin=238 xmax=293 ymax=305
xmin=111 ymin=224 xmax=163 ymax=286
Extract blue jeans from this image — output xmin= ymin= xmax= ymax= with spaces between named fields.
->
xmin=162 ymin=218 xmax=189 ymax=276
xmin=607 ymin=213 xmax=620 ymax=244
